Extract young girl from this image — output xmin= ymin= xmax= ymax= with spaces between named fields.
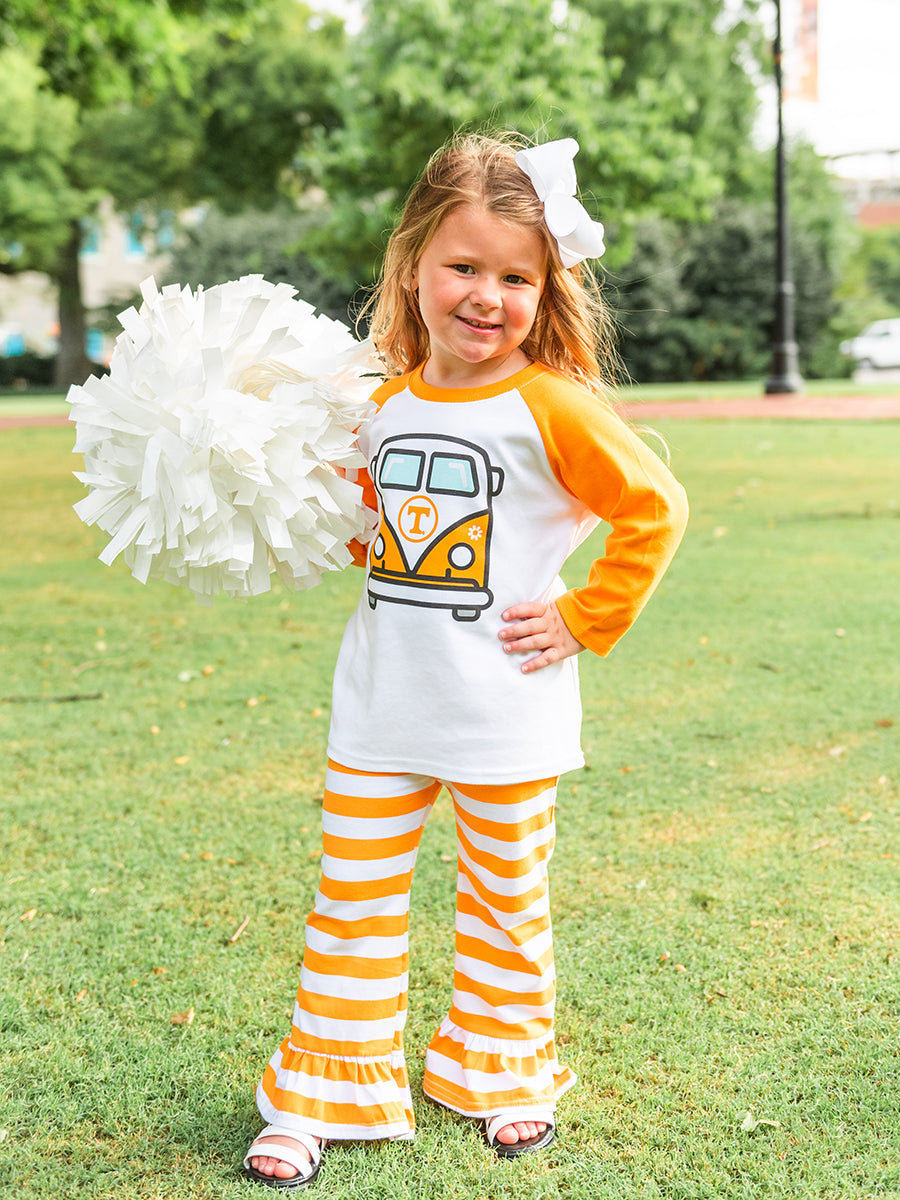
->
xmin=243 ymin=131 xmax=688 ymax=1188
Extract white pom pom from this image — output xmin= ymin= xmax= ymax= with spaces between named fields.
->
xmin=68 ymin=275 xmax=381 ymax=602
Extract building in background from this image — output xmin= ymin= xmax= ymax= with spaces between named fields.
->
xmin=0 ymin=199 xmax=173 ymax=367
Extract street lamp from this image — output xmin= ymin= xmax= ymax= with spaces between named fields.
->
xmin=765 ymin=0 xmax=804 ymax=394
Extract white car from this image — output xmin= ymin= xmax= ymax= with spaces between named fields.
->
xmin=840 ymin=318 xmax=900 ymax=370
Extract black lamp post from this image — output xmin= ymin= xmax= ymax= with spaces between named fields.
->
xmin=765 ymin=0 xmax=804 ymax=394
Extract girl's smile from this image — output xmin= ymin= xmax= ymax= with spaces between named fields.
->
xmin=411 ymin=203 xmax=547 ymax=388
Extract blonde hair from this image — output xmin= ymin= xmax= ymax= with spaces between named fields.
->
xmin=362 ymin=131 xmax=618 ymax=398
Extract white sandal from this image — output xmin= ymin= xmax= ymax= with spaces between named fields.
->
xmin=485 ymin=1109 xmax=556 ymax=1158
xmin=243 ymin=1124 xmax=324 ymax=1190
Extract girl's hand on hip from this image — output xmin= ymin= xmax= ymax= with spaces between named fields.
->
xmin=498 ymin=601 xmax=585 ymax=673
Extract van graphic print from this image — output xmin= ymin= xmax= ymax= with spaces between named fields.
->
xmin=367 ymin=434 xmax=505 ymax=621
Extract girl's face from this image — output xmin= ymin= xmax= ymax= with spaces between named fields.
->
xmin=411 ymin=203 xmax=546 ymax=389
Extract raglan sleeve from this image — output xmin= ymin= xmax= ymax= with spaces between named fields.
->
xmin=534 ymin=382 xmax=689 ymax=657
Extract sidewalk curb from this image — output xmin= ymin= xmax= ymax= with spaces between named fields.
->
xmin=619 ymin=395 xmax=900 ymax=420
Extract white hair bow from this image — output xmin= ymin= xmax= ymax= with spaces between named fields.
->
xmin=515 ymin=138 xmax=606 ymax=268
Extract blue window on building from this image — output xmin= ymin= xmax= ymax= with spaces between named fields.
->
xmin=3 ymin=331 xmax=25 ymax=357
xmin=85 ymin=328 xmax=104 ymax=361
xmin=125 ymin=213 xmax=145 ymax=257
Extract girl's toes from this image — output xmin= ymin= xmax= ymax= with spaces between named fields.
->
xmin=273 ymin=1157 xmax=301 ymax=1180
xmin=516 ymin=1121 xmax=543 ymax=1139
xmin=247 ymin=1135 xmax=315 ymax=1180
xmin=251 ymin=1154 xmax=289 ymax=1178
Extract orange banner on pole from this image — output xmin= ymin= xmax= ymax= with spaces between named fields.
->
xmin=786 ymin=0 xmax=819 ymax=101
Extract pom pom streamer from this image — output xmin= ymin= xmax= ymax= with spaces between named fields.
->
xmin=68 ymin=275 xmax=381 ymax=603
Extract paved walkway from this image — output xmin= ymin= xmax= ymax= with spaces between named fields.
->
xmin=2 ymin=394 xmax=900 ymax=431
xmin=618 ymin=394 xmax=900 ymax=421
xmin=0 ymin=413 xmax=74 ymax=430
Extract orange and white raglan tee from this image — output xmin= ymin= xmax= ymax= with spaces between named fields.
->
xmin=327 ymin=362 xmax=688 ymax=785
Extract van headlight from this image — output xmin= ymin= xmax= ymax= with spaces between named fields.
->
xmin=448 ymin=543 xmax=476 ymax=569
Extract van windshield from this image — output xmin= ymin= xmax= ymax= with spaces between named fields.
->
xmin=380 ymin=450 xmax=425 ymax=490
xmin=428 ymin=454 xmax=477 ymax=496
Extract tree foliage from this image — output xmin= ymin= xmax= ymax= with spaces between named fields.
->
xmin=859 ymin=227 xmax=900 ymax=313
xmin=580 ymin=0 xmax=765 ymax=199
xmin=176 ymin=2 xmax=345 ymax=208
xmin=73 ymin=1 xmax=346 ymax=212
xmin=305 ymin=0 xmax=607 ymax=289
xmin=0 ymin=0 xmax=345 ymax=384
xmin=0 ymin=45 xmax=82 ymax=272
xmin=161 ymin=205 xmax=349 ymax=317
xmin=611 ymin=181 xmax=846 ymax=382
xmin=2 ymin=1 xmax=177 ymax=106
xmin=303 ymin=0 xmax=768 ymax=291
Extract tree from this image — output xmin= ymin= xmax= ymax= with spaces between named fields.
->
xmin=302 ymin=0 xmax=767 ymax=293
xmin=859 ymin=226 xmax=900 ymax=314
xmin=605 ymin=215 xmax=692 ymax=383
xmin=0 ymin=46 xmax=82 ymax=273
xmin=75 ymin=0 xmax=348 ymax=309
xmin=160 ymin=205 xmax=350 ymax=318
xmin=0 ymin=0 xmax=241 ymax=383
xmin=0 ymin=0 xmax=342 ymax=385
xmin=302 ymin=0 xmax=607 ymax=291
xmin=575 ymin=0 xmax=766 ymax=200
xmin=611 ymin=189 xmax=844 ymax=382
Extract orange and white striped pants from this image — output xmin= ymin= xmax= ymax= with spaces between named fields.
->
xmin=256 ymin=760 xmax=576 ymax=1141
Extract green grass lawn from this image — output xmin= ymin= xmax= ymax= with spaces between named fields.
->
xmin=1 ymin=421 xmax=898 ymax=1199
xmin=0 ymin=393 xmax=72 ymax=417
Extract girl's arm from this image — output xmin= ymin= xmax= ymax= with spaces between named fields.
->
xmin=503 ymin=376 xmax=689 ymax=671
